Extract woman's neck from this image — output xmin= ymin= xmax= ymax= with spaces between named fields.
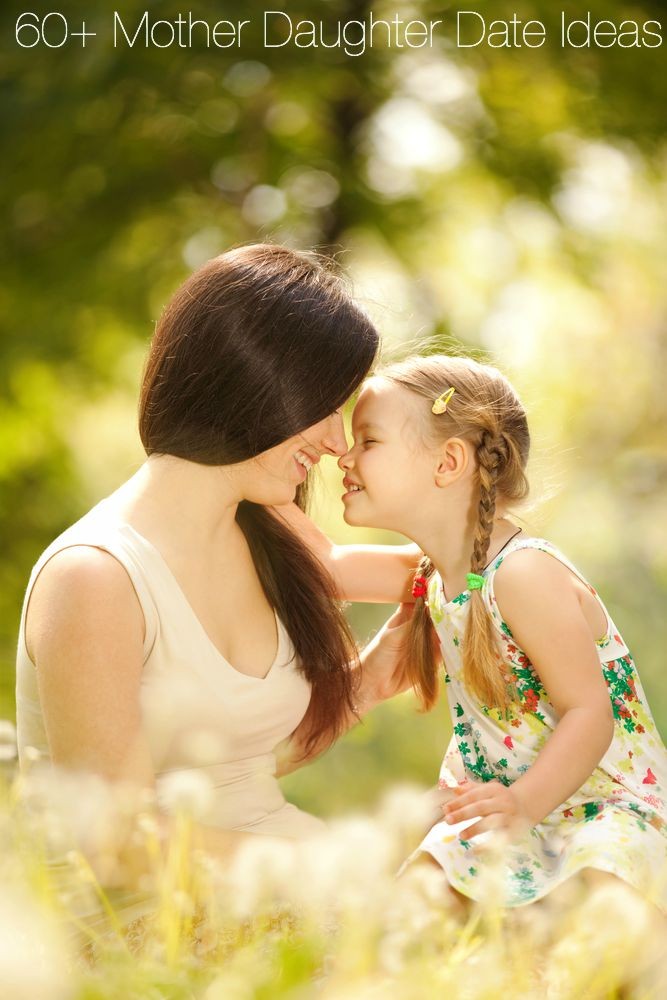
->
xmin=109 ymin=454 xmax=243 ymax=554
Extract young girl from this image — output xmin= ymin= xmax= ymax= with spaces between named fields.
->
xmin=339 ymin=353 xmax=667 ymax=912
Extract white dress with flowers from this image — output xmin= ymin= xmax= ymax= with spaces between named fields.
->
xmin=420 ymin=536 xmax=667 ymax=911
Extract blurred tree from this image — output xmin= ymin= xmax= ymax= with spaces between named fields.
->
xmin=2 ymin=0 xmax=666 ymax=803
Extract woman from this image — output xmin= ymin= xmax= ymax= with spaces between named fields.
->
xmin=16 ymin=245 xmax=418 ymax=870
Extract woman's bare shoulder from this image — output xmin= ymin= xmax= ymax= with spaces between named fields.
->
xmin=26 ymin=544 xmax=145 ymax=663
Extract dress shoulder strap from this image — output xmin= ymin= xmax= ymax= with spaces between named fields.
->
xmin=18 ymin=503 xmax=159 ymax=666
xmin=484 ymin=535 xmax=593 ymax=591
xmin=481 ymin=536 xmax=622 ymax=655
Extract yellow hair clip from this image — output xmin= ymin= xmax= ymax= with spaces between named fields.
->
xmin=431 ymin=386 xmax=455 ymax=414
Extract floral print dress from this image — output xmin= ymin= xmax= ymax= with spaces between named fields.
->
xmin=417 ymin=536 xmax=667 ymax=911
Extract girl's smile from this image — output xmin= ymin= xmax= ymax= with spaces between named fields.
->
xmin=342 ymin=474 xmax=364 ymax=499
xmin=338 ymin=378 xmax=438 ymax=535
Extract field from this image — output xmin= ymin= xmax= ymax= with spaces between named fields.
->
xmin=2 ymin=746 xmax=665 ymax=1000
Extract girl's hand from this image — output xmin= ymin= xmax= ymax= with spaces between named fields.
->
xmin=442 ymin=780 xmax=532 ymax=841
xmin=358 ymin=603 xmax=413 ymax=707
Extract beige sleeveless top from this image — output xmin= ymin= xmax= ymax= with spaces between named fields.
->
xmin=16 ymin=499 xmax=326 ymax=839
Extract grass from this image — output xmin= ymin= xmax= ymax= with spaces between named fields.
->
xmin=1 ymin=741 xmax=665 ymax=1000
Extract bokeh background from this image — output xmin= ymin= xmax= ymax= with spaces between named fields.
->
xmin=2 ymin=0 xmax=666 ymax=817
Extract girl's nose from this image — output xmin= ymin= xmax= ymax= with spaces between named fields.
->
xmin=321 ymin=411 xmax=348 ymax=457
xmin=338 ymin=447 xmax=353 ymax=471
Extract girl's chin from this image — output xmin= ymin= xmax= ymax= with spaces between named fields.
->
xmin=342 ymin=507 xmax=373 ymax=528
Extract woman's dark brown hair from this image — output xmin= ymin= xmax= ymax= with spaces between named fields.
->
xmin=139 ymin=244 xmax=379 ymax=754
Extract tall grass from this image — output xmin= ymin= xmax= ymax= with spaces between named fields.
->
xmin=1 ymin=733 xmax=665 ymax=1000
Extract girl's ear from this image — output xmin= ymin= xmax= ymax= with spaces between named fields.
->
xmin=434 ymin=437 xmax=471 ymax=487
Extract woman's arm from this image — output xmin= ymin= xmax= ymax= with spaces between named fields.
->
xmin=25 ymin=548 xmax=278 ymax=880
xmin=271 ymin=502 xmax=420 ymax=603
xmin=27 ymin=546 xmax=155 ymax=785
xmin=275 ymin=603 xmax=414 ymax=776
xmin=443 ymin=550 xmax=614 ymax=838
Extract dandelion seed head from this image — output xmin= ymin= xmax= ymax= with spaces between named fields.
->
xmin=17 ymin=766 xmax=126 ymax=858
xmin=293 ymin=818 xmax=395 ymax=915
xmin=377 ymin=784 xmax=436 ymax=838
xmin=225 ymin=835 xmax=298 ymax=918
xmin=157 ymin=769 xmax=214 ymax=820
xmin=0 ymin=889 xmax=73 ymax=1000
xmin=0 ymin=719 xmax=17 ymax=762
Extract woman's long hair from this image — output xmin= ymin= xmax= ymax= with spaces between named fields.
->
xmin=139 ymin=244 xmax=379 ymax=754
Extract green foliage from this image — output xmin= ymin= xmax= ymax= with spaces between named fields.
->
xmin=2 ymin=0 xmax=667 ymax=769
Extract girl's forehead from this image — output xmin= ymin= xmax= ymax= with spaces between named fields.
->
xmin=354 ymin=377 xmax=394 ymax=413
xmin=358 ymin=376 xmax=396 ymax=402
xmin=353 ymin=377 xmax=413 ymax=425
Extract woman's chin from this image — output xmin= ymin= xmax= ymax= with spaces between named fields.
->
xmin=245 ymin=484 xmax=298 ymax=507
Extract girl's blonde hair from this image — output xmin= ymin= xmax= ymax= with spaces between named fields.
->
xmin=378 ymin=354 xmax=530 ymax=711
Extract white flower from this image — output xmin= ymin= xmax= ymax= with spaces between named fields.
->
xmin=0 ymin=888 xmax=73 ymax=1000
xmin=156 ymin=769 xmax=214 ymax=820
xmin=0 ymin=719 xmax=17 ymax=762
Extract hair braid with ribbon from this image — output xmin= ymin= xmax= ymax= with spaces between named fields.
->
xmin=406 ymin=554 xmax=441 ymax=709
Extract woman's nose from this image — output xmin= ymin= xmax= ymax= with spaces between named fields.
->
xmin=321 ymin=411 xmax=348 ymax=457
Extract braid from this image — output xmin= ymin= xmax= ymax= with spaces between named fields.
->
xmin=471 ymin=430 xmax=503 ymax=572
xmin=463 ymin=429 xmax=514 ymax=709
xmin=376 ymin=353 xmax=531 ymax=712
xmin=406 ymin=554 xmax=442 ymax=710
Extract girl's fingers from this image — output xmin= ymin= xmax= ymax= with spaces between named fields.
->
xmin=444 ymin=786 xmax=493 ymax=811
xmin=451 ymin=782 xmax=472 ymax=795
xmin=458 ymin=819 xmax=487 ymax=840
xmin=447 ymin=789 xmax=482 ymax=808
xmin=460 ymin=813 xmax=507 ymax=841
xmin=444 ymin=799 xmax=495 ymax=822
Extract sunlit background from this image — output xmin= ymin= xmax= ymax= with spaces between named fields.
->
xmin=2 ymin=0 xmax=667 ymax=820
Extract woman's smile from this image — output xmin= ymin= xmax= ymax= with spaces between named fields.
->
xmin=293 ymin=448 xmax=317 ymax=481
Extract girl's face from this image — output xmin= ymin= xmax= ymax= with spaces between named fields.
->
xmin=243 ymin=409 xmax=348 ymax=505
xmin=338 ymin=379 xmax=438 ymax=535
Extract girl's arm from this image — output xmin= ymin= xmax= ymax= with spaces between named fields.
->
xmin=443 ymin=549 xmax=615 ymax=838
xmin=271 ymin=502 xmax=420 ymax=603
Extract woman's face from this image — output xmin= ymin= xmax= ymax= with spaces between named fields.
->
xmin=242 ymin=410 xmax=348 ymax=505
